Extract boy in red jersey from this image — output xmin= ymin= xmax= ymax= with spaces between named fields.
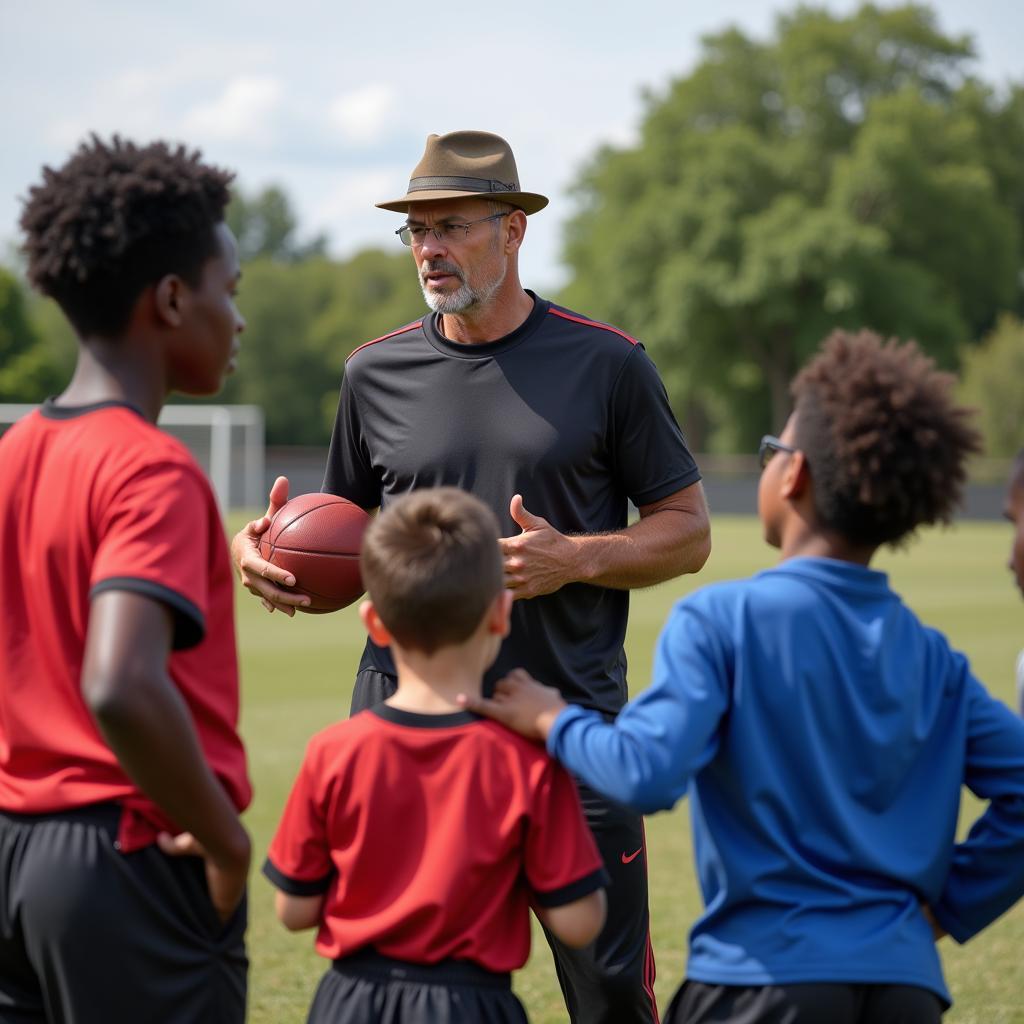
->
xmin=264 ymin=487 xmax=608 ymax=1024
xmin=0 ymin=136 xmax=251 ymax=1022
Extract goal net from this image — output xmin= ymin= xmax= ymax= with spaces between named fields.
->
xmin=0 ymin=403 xmax=265 ymax=512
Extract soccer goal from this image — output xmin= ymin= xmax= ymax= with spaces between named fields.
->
xmin=0 ymin=403 xmax=265 ymax=512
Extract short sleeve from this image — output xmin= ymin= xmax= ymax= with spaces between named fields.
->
xmin=90 ymin=461 xmax=212 ymax=650
xmin=524 ymin=759 xmax=608 ymax=908
xmin=263 ymin=744 xmax=335 ymax=896
xmin=322 ymin=371 xmax=381 ymax=508
xmin=611 ymin=345 xmax=701 ymax=506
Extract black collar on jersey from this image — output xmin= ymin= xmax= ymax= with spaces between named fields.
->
xmin=425 ymin=290 xmax=549 ymax=360
xmin=40 ymin=397 xmax=146 ymax=420
xmin=370 ymin=704 xmax=483 ymax=729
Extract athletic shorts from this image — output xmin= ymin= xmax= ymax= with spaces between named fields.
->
xmin=668 ymin=979 xmax=945 ymax=1023
xmin=0 ymin=803 xmax=247 ymax=1024
xmin=307 ymin=950 xmax=527 ymax=1024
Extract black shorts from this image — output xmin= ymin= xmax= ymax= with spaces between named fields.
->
xmin=351 ymin=672 xmax=659 ymax=1024
xmin=669 ymin=979 xmax=945 ymax=1024
xmin=307 ymin=950 xmax=527 ymax=1024
xmin=0 ymin=803 xmax=247 ymax=1024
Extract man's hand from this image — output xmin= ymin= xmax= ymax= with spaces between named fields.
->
xmin=158 ymin=829 xmax=251 ymax=925
xmin=500 ymin=495 xmax=581 ymax=600
xmin=458 ymin=668 xmax=568 ymax=742
xmin=230 ymin=476 xmax=310 ymax=615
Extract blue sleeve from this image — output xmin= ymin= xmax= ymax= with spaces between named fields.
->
xmin=932 ymin=670 xmax=1024 ymax=943
xmin=547 ymin=601 xmax=730 ymax=813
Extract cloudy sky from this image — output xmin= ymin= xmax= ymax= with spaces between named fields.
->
xmin=2 ymin=0 xmax=1020 ymax=292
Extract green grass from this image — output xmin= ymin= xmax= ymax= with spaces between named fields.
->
xmin=234 ymin=514 xmax=1024 ymax=1023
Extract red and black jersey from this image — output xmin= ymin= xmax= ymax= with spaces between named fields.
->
xmin=263 ymin=705 xmax=607 ymax=972
xmin=0 ymin=401 xmax=251 ymax=850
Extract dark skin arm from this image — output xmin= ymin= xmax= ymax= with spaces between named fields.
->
xmin=81 ymin=591 xmax=250 ymax=921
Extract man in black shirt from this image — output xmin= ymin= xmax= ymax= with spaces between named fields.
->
xmin=235 ymin=131 xmax=711 ymax=1024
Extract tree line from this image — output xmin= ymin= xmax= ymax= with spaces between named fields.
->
xmin=3 ymin=3 xmax=1023 ymax=455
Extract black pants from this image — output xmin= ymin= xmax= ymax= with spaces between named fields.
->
xmin=308 ymin=950 xmax=527 ymax=1024
xmin=0 ymin=804 xmax=247 ymax=1024
xmin=353 ymin=669 xmax=659 ymax=1024
xmin=670 ymin=980 xmax=945 ymax=1024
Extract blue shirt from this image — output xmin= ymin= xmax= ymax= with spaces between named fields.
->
xmin=548 ymin=557 xmax=1024 ymax=1004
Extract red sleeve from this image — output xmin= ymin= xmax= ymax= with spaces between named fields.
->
xmin=524 ymin=758 xmax=608 ymax=907
xmin=263 ymin=741 xmax=335 ymax=896
xmin=90 ymin=461 xmax=212 ymax=650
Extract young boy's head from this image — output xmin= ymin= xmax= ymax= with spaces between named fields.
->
xmin=19 ymin=135 xmax=242 ymax=393
xmin=359 ymin=487 xmax=505 ymax=656
xmin=1004 ymin=450 xmax=1024 ymax=598
xmin=759 ymin=329 xmax=981 ymax=551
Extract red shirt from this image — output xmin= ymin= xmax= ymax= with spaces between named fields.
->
xmin=264 ymin=705 xmax=607 ymax=972
xmin=0 ymin=401 xmax=251 ymax=849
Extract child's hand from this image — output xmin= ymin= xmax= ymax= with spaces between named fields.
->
xmin=921 ymin=904 xmax=947 ymax=942
xmin=458 ymin=668 xmax=568 ymax=741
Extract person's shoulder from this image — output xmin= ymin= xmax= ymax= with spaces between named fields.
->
xmin=345 ymin=318 xmax=427 ymax=369
xmin=473 ymin=717 xmax=554 ymax=768
xmin=541 ymin=300 xmax=642 ymax=352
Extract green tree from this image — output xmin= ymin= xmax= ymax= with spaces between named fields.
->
xmin=226 ymin=185 xmax=327 ymax=263
xmin=559 ymin=3 xmax=1023 ymax=450
xmin=0 ymin=268 xmax=67 ymax=401
xmin=213 ymin=248 xmax=423 ymax=444
xmin=959 ymin=315 xmax=1024 ymax=458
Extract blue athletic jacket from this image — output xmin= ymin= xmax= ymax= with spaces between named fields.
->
xmin=548 ymin=557 xmax=1024 ymax=1005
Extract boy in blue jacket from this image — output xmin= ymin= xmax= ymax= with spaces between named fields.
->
xmin=465 ymin=330 xmax=1024 ymax=1023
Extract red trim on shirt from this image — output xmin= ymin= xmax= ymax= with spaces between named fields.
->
xmin=547 ymin=307 xmax=639 ymax=345
xmin=347 ymin=321 xmax=424 ymax=362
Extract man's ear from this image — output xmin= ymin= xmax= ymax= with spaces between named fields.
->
xmin=779 ymin=450 xmax=811 ymax=500
xmin=359 ymin=600 xmax=392 ymax=646
xmin=504 ymin=210 xmax=527 ymax=254
xmin=153 ymin=275 xmax=185 ymax=328
xmin=488 ymin=589 xmax=513 ymax=638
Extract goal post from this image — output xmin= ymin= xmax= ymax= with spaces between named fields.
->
xmin=0 ymin=403 xmax=265 ymax=512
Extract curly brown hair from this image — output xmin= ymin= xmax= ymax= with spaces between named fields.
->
xmin=791 ymin=330 xmax=981 ymax=547
xmin=19 ymin=135 xmax=234 ymax=338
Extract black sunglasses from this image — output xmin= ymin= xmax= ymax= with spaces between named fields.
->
xmin=758 ymin=435 xmax=798 ymax=470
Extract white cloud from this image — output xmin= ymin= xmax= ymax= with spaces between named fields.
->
xmin=182 ymin=75 xmax=284 ymax=147
xmin=327 ymin=84 xmax=399 ymax=146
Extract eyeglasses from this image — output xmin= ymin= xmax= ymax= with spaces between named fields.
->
xmin=395 ymin=212 xmax=511 ymax=247
xmin=758 ymin=435 xmax=798 ymax=470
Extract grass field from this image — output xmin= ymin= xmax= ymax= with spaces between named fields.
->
xmin=233 ymin=513 xmax=1024 ymax=1023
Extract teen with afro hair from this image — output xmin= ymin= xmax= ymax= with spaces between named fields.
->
xmin=466 ymin=329 xmax=1024 ymax=1023
xmin=0 ymin=136 xmax=251 ymax=1022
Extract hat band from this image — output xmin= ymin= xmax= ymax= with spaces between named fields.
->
xmin=407 ymin=174 xmax=519 ymax=195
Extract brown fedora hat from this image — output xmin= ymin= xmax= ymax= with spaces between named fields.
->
xmin=376 ymin=131 xmax=549 ymax=215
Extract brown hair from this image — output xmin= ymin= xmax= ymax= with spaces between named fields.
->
xmin=791 ymin=329 xmax=981 ymax=547
xmin=360 ymin=488 xmax=503 ymax=654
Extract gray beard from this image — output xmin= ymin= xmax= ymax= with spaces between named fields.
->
xmin=419 ymin=260 xmax=507 ymax=315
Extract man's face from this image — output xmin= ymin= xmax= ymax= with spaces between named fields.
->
xmin=402 ymin=198 xmax=509 ymax=315
xmin=1003 ymin=466 xmax=1024 ymax=598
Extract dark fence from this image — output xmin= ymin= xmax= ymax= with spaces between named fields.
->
xmin=267 ymin=448 xmax=1011 ymax=522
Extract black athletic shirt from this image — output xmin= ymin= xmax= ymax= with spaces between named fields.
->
xmin=323 ymin=292 xmax=701 ymax=714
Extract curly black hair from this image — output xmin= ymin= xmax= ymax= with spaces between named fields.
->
xmin=19 ymin=135 xmax=234 ymax=337
xmin=791 ymin=329 xmax=981 ymax=547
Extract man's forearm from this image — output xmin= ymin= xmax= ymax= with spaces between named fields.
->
xmin=572 ymin=502 xmax=711 ymax=590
